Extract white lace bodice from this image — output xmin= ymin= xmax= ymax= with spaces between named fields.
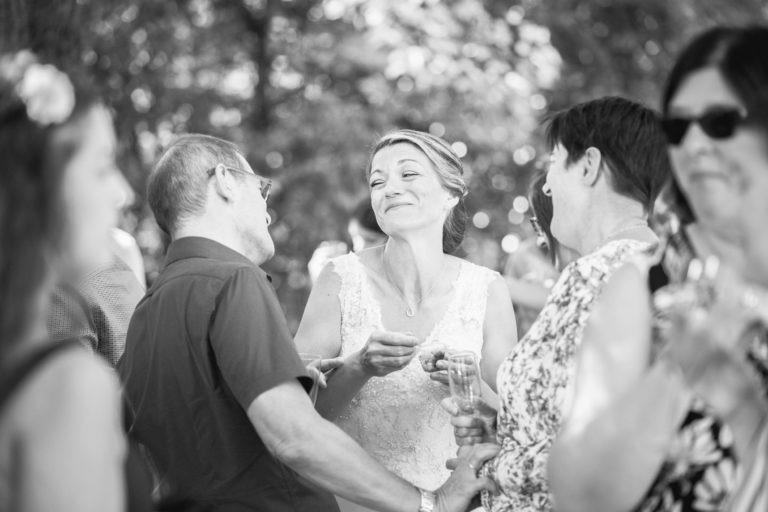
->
xmin=330 ymin=253 xmax=499 ymax=490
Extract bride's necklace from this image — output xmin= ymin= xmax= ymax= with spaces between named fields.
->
xmin=381 ymin=254 xmax=444 ymax=318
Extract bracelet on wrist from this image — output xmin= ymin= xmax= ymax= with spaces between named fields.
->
xmin=417 ymin=487 xmax=437 ymax=512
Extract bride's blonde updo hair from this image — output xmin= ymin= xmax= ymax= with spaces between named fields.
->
xmin=368 ymin=129 xmax=469 ymax=254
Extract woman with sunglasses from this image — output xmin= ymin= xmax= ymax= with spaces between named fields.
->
xmin=548 ymin=26 xmax=768 ymax=511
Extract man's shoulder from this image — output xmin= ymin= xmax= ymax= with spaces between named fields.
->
xmin=158 ymin=257 xmax=265 ymax=289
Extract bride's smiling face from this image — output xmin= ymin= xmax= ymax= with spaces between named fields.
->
xmin=368 ymin=143 xmax=457 ymax=238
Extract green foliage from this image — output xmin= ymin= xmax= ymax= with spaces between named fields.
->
xmin=3 ymin=0 xmax=766 ymax=329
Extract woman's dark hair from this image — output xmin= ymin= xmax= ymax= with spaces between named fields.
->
xmin=368 ymin=129 xmax=468 ymax=254
xmin=661 ymin=26 xmax=768 ymax=224
xmin=528 ymin=172 xmax=559 ymax=265
xmin=545 ymin=96 xmax=671 ymax=214
xmin=352 ymin=198 xmax=384 ymax=235
xmin=0 ymin=57 xmax=101 ymax=355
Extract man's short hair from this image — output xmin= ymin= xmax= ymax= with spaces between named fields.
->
xmin=545 ymin=96 xmax=672 ymax=212
xmin=148 ymin=134 xmax=244 ymax=235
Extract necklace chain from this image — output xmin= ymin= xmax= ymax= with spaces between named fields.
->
xmin=381 ymin=254 xmax=444 ymax=318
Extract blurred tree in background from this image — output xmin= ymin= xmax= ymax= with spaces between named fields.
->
xmin=2 ymin=0 xmax=766 ymax=329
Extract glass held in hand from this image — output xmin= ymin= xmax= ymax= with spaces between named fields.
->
xmin=299 ymin=353 xmax=322 ymax=405
xmin=653 ymin=256 xmax=720 ymax=327
xmin=447 ymin=351 xmax=482 ymax=413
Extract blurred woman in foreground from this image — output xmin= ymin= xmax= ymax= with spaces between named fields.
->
xmin=0 ymin=52 xmax=127 ymax=511
xmin=549 ymin=26 xmax=768 ymax=511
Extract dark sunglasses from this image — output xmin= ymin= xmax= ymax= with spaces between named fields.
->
xmin=208 ymin=166 xmax=272 ymax=201
xmin=661 ymin=107 xmax=748 ymax=146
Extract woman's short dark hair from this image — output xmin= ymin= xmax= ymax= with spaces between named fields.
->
xmin=545 ymin=96 xmax=672 ymax=214
xmin=368 ymin=129 xmax=468 ymax=254
xmin=0 ymin=54 xmax=101 ymax=353
xmin=661 ymin=26 xmax=768 ymax=225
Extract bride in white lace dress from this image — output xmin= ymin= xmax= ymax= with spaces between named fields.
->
xmin=295 ymin=130 xmax=518 ymax=512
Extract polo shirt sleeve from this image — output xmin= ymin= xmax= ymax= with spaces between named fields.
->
xmin=209 ymin=267 xmax=311 ymax=410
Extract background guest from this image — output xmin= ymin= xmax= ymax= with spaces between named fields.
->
xmin=503 ymin=172 xmax=578 ymax=337
xmin=47 ymin=247 xmax=145 ymax=367
xmin=308 ymin=198 xmax=387 ymax=283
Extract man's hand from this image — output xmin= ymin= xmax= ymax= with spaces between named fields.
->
xmin=436 ymin=444 xmax=500 ymax=512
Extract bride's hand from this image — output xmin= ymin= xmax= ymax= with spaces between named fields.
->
xmin=441 ymin=397 xmax=497 ymax=446
xmin=355 ymin=330 xmax=420 ymax=377
xmin=418 ymin=343 xmax=449 ymax=384
xmin=434 ymin=444 xmax=500 ymax=512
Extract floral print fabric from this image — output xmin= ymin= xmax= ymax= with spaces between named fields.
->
xmin=635 ymin=400 xmax=738 ymax=512
xmin=484 ymin=239 xmax=651 ymax=511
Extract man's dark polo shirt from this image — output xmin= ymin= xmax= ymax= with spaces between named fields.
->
xmin=119 ymin=237 xmax=338 ymax=512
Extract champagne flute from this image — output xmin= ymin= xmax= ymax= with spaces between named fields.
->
xmin=447 ymin=351 xmax=482 ymax=413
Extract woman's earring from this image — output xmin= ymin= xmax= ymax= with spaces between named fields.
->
xmin=542 ymin=183 xmax=552 ymax=197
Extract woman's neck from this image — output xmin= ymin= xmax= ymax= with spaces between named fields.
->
xmin=381 ymin=233 xmax=447 ymax=301
xmin=579 ymin=212 xmax=656 ymax=255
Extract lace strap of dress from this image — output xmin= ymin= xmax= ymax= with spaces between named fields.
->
xmin=330 ymin=253 xmax=380 ymax=350
xmin=452 ymin=262 xmax=500 ymax=328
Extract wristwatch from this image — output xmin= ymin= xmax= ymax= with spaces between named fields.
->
xmin=418 ymin=488 xmax=437 ymax=512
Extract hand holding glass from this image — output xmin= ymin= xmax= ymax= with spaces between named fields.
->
xmin=447 ymin=351 xmax=482 ymax=413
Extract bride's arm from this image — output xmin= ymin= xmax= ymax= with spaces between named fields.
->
xmin=480 ymin=275 xmax=518 ymax=392
xmin=295 ymin=263 xmax=368 ymax=419
xmin=295 ymin=264 xmax=418 ymax=420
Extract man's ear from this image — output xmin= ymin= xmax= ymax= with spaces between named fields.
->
xmin=582 ymin=147 xmax=603 ymax=187
xmin=210 ymin=164 xmax=237 ymax=201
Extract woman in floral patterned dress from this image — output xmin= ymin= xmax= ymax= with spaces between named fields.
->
xmin=548 ymin=26 xmax=768 ymax=511
xmin=445 ymin=96 xmax=671 ymax=511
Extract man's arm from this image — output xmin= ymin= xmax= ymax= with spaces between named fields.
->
xmin=248 ymin=379 xmax=421 ymax=512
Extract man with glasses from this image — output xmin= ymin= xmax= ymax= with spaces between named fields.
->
xmin=118 ymin=134 xmax=496 ymax=512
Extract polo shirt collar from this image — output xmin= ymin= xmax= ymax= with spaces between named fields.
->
xmin=164 ymin=237 xmax=257 ymax=269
